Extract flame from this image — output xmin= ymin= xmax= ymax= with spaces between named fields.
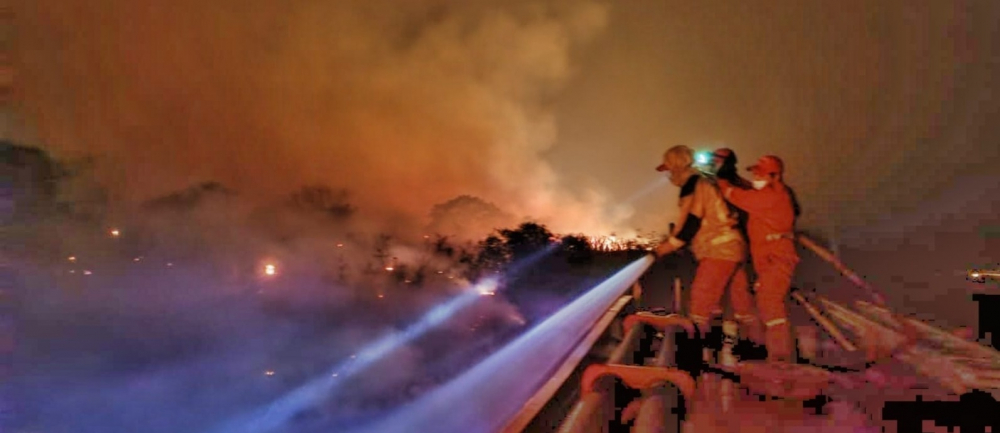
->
xmin=67 ymin=256 xmax=76 ymax=262
xmin=264 ymin=264 xmax=276 ymax=276
xmin=584 ymin=235 xmax=646 ymax=252
xmin=110 ymin=229 xmax=121 ymax=237
xmin=385 ymin=266 xmax=394 ymax=271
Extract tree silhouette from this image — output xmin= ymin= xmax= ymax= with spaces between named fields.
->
xmin=289 ymin=185 xmax=355 ymax=220
xmin=144 ymin=182 xmax=236 ymax=212
xmin=560 ymin=234 xmax=593 ymax=264
xmin=471 ymin=234 xmax=510 ymax=279
xmin=432 ymin=235 xmax=456 ymax=259
xmin=3 ymin=142 xmax=73 ymax=220
xmin=500 ymin=222 xmax=554 ymax=262
xmin=428 ymin=195 xmax=515 ymax=240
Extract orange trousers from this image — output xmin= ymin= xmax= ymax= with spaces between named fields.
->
xmin=689 ymin=258 xmax=755 ymax=336
xmin=753 ymin=249 xmax=799 ymax=361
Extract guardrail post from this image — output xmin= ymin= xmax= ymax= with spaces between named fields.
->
xmin=673 ymin=278 xmax=683 ymax=315
xmin=622 ymin=313 xmax=697 ymax=340
xmin=580 ymin=364 xmax=695 ymax=406
xmin=621 ymin=313 xmax=696 ymax=433
xmin=632 ymin=282 xmax=643 ymax=310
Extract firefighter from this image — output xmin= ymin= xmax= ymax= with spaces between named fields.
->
xmin=708 ymin=148 xmax=764 ymax=347
xmin=652 ymin=145 xmax=755 ymax=352
xmin=712 ymin=148 xmax=802 ymax=218
xmin=710 ymin=148 xmax=752 ymax=188
xmin=716 ymin=155 xmax=799 ymax=363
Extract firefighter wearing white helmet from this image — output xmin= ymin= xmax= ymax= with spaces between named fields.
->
xmin=653 ymin=145 xmax=755 ymax=348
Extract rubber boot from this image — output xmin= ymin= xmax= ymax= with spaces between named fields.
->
xmin=765 ymin=321 xmax=793 ymax=363
xmin=741 ymin=318 xmax=765 ymax=346
xmin=733 ymin=317 xmax=768 ymax=361
xmin=720 ymin=320 xmax=738 ymax=368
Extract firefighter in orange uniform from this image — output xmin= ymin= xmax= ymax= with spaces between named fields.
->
xmin=717 ymin=155 xmax=799 ymax=362
xmin=709 ymin=148 xmax=764 ymax=347
xmin=652 ymin=145 xmax=756 ymax=347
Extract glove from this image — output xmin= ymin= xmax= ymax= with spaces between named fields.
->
xmin=654 ymin=237 xmax=685 ymax=258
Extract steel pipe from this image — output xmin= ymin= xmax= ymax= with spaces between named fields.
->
xmin=557 ymin=322 xmax=644 ymax=433
xmin=623 ymin=313 xmax=696 ymax=340
xmin=634 ymin=326 xmax=683 ymax=433
xmin=580 ymin=364 xmax=694 ymax=404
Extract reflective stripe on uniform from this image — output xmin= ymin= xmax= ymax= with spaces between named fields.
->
xmin=765 ymin=318 xmax=787 ymax=327
xmin=710 ymin=231 xmax=739 ymax=245
xmin=765 ymin=232 xmax=795 ymax=241
xmin=735 ymin=313 xmax=756 ymax=322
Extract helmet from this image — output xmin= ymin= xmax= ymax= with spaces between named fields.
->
xmin=713 ymin=148 xmax=736 ymax=163
xmin=655 ymin=145 xmax=694 ymax=172
xmin=747 ymin=155 xmax=784 ymax=176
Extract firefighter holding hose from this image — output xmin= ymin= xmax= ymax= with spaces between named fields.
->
xmin=652 ymin=145 xmax=756 ymax=353
xmin=716 ymin=155 xmax=800 ymax=363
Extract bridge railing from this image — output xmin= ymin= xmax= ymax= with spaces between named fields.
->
xmin=505 ymin=233 xmax=1000 ymax=432
xmin=497 ymin=253 xmax=697 ymax=433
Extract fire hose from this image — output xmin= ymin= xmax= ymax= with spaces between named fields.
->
xmin=793 ymin=234 xmax=924 ymax=370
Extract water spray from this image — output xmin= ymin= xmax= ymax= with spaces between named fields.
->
xmin=619 ymin=177 xmax=670 ymax=207
xmin=349 ymin=255 xmax=655 ymax=433
xmin=207 ymin=244 xmax=561 ymax=433
xmin=209 ymin=177 xmax=664 ymax=433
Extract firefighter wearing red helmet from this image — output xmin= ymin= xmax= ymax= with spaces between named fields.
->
xmin=717 ymin=154 xmax=800 ymax=363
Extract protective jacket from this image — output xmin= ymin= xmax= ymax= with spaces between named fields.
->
xmin=670 ymin=173 xmax=746 ymax=263
xmin=720 ymin=180 xmax=800 ymax=361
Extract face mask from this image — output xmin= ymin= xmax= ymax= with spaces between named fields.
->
xmin=752 ymin=180 xmax=768 ymax=190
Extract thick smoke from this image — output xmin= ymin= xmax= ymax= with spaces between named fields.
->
xmin=15 ymin=0 xmax=625 ymax=236
xmin=6 ymin=2 xmax=630 ymax=421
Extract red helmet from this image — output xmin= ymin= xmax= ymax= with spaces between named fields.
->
xmin=747 ymin=155 xmax=784 ymax=176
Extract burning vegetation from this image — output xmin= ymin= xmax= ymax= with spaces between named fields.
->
xmin=3 ymin=143 xmax=656 ymax=433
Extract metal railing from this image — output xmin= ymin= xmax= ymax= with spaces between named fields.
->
xmin=511 ymin=233 xmax=1000 ymax=432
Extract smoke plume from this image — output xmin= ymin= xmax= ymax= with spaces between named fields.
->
xmin=15 ymin=0 xmax=624 ymax=236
